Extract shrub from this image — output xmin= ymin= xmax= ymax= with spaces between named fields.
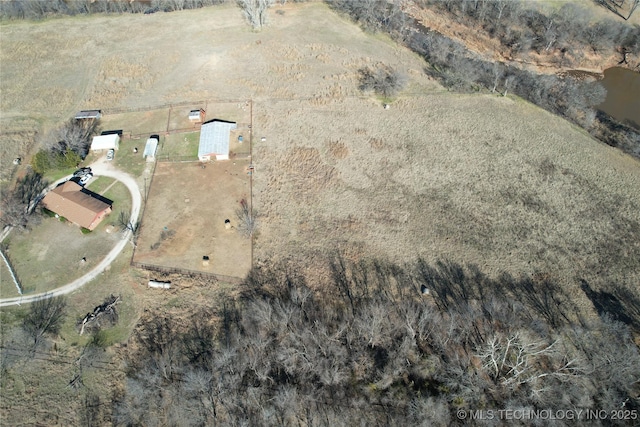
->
xmin=42 ymin=208 xmax=56 ymax=217
xmin=31 ymin=149 xmax=52 ymax=175
xmin=358 ymin=64 xmax=406 ymax=98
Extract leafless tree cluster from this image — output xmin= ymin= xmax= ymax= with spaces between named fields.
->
xmin=420 ymin=0 xmax=640 ymax=59
xmin=22 ymin=296 xmax=67 ymax=351
xmin=31 ymin=118 xmax=100 ymax=175
xmin=0 ymin=0 xmax=228 ymax=19
xmin=237 ymin=0 xmax=273 ymax=29
xmin=113 ymin=257 xmax=640 ymax=425
xmin=0 ymin=170 xmax=48 ymax=229
xmin=328 ymin=0 xmax=407 ymax=35
xmin=358 ymin=64 xmax=407 ymax=98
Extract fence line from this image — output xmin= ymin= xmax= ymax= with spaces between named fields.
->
xmin=102 ymin=98 xmax=251 ymax=115
xmin=121 ymin=126 xmax=202 ymax=141
xmin=156 ymin=155 xmax=200 ymax=163
xmin=130 ymin=261 xmax=243 ymax=285
xmin=0 ymin=247 xmax=22 ymax=295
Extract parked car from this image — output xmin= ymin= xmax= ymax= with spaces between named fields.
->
xmin=78 ymin=173 xmax=93 ymax=186
xmin=72 ymin=167 xmax=91 ymax=178
xmin=106 ymin=149 xmax=115 ymax=161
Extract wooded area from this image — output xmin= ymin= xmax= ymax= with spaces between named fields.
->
xmin=110 ymin=258 xmax=640 ymax=425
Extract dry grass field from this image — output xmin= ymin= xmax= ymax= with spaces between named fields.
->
xmin=252 ymin=94 xmax=640 ymax=296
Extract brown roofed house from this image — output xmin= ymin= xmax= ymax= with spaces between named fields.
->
xmin=41 ymin=181 xmax=113 ymax=231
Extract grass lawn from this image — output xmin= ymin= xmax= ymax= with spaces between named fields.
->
xmin=5 ymin=220 xmax=119 ymax=294
xmin=59 ymin=244 xmax=142 ymax=347
xmin=5 ymin=182 xmax=131 ymax=295
xmin=0 ymin=256 xmax=21 ymax=298
xmin=159 ymin=131 xmax=200 ymax=160
xmin=42 ymin=166 xmax=78 ymax=184
xmin=100 ymin=109 xmax=170 ymax=137
xmin=103 ymin=182 xmax=131 ymax=224
xmin=85 ymin=176 xmax=115 ymax=194
xmin=111 ymin=138 xmax=147 ymax=177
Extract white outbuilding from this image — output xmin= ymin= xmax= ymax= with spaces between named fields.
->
xmin=90 ymin=134 xmax=120 ymax=151
xmin=143 ymin=137 xmax=158 ymax=162
xmin=198 ymin=120 xmax=237 ymax=161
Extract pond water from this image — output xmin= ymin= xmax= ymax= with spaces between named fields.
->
xmin=598 ymin=67 xmax=640 ymax=130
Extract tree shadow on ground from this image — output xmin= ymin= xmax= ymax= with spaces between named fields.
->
xmin=580 ymin=279 xmax=640 ymax=330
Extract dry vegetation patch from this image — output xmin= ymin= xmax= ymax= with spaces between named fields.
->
xmin=253 ymin=94 xmax=640 ymax=296
xmin=0 ymin=130 xmax=36 ymax=184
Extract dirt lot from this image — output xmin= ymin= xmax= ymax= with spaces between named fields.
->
xmin=133 ymin=160 xmax=252 ymax=279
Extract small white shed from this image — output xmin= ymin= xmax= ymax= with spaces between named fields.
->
xmin=90 ymin=134 xmax=120 ymax=151
xmin=189 ymin=109 xmax=206 ymax=123
xmin=143 ymin=137 xmax=158 ymax=162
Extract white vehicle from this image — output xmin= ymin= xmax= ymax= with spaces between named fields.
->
xmin=78 ymin=173 xmax=93 ymax=186
xmin=106 ymin=149 xmax=115 ymax=161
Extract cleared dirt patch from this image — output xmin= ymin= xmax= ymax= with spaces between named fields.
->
xmin=134 ymin=161 xmax=252 ymax=279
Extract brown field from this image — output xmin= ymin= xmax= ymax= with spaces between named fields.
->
xmin=100 ymin=108 xmax=171 ymax=136
xmin=252 ymin=94 xmax=640 ymax=296
xmin=1 ymin=1 xmax=638 ymax=293
xmin=2 ymin=3 xmax=640 ymax=425
xmin=133 ymin=160 xmax=252 ymax=279
xmin=0 ymin=129 xmax=37 ymax=185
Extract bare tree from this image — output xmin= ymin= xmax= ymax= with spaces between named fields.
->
xmin=79 ymin=392 xmax=101 ymax=427
xmin=117 ymin=211 xmax=140 ymax=247
xmin=238 ymin=0 xmax=273 ymax=29
xmin=0 ymin=171 xmax=47 ymax=228
xmin=236 ymin=198 xmax=257 ymax=238
xmin=22 ymin=296 xmax=67 ymax=350
xmin=49 ymin=118 xmax=99 ymax=160
xmin=1 ymin=191 xmax=29 ymax=229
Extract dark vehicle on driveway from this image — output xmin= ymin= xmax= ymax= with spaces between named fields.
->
xmin=72 ymin=167 xmax=92 ymax=178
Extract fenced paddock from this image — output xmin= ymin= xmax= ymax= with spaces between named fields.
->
xmin=132 ymin=161 xmax=252 ymax=281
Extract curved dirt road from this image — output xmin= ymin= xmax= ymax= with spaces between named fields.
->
xmin=0 ymin=161 xmax=141 ymax=307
